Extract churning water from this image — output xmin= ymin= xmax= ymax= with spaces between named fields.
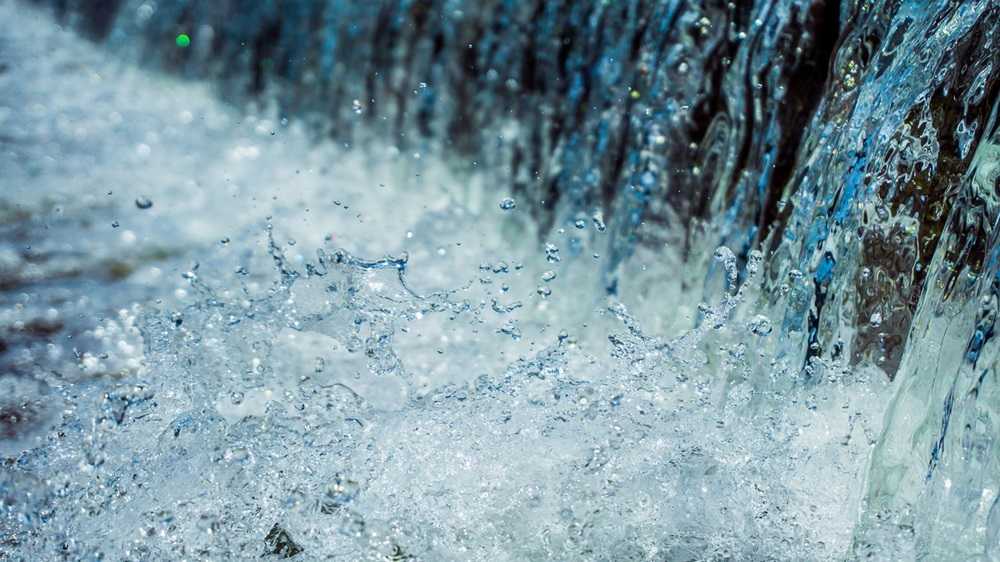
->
xmin=2 ymin=0 xmax=1000 ymax=560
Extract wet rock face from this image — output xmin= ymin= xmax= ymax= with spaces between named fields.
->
xmin=34 ymin=1 xmax=1000 ymax=380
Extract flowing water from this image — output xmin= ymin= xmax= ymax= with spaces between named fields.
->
xmin=2 ymin=0 xmax=1000 ymax=560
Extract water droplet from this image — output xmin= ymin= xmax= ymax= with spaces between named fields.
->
xmin=747 ymin=315 xmax=773 ymax=336
xmin=499 ymin=197 xmax=516 ymax=211
xmin=592 ymin=213 xmax=607 ymax=232
xmin=544 ymin=243 xmax=561 ymax=263
xmin=498 ymin=321 xmax=522 ymax=341
xmin=134 ymin=196 xmax=153 ymax=210
xmin=713 ymin=246 xmax=738 ymax=288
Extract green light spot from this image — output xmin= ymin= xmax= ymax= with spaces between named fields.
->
xmin=175 ymin=34 xmax=191 ymax=48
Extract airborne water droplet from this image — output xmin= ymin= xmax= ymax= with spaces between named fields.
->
xmin=498 ymin=321 xmax=522 ymax=341
xmin=544 ymin=243 xmax=561 ymax=263
xmin=592 ymin=213 xmax=607 ymax=232
xmin=134 ymin=196 xmax=153 ymax=209
xmin=747 ymin=314 xmax=773 ymax=336
xmin=499 ymin=197 xmax=516 ymax=211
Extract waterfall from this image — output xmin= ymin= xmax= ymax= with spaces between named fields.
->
xmin=4 ymin=0 xmax=1000 ymax=559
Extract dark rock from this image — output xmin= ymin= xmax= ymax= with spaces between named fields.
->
xmin=264 ymin=524 xmax=303 ymax=558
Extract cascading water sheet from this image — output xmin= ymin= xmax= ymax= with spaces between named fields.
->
xmin=3 ymin=0 xmax=1000 ymax=560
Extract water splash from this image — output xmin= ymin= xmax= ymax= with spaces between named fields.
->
xmin=5 ymin=229 xmax=889 ymax=560
xmin=35 ymin=0 xmax=996 ymax=378
xmin=5 ymin=0 xmax=1000 ymax=559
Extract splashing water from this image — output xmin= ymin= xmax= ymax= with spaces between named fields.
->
xmin=6 ymin=222 xmax=891 ymax=560
xmin=4 ymin=0 xmax=1000 ymax=560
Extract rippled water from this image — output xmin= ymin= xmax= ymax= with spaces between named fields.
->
xmin=3 ymin=0 xmax=1000 ymax=560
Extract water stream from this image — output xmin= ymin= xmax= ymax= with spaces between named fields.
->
xmin=3 ymin=0 xmax=1000 ymax=560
